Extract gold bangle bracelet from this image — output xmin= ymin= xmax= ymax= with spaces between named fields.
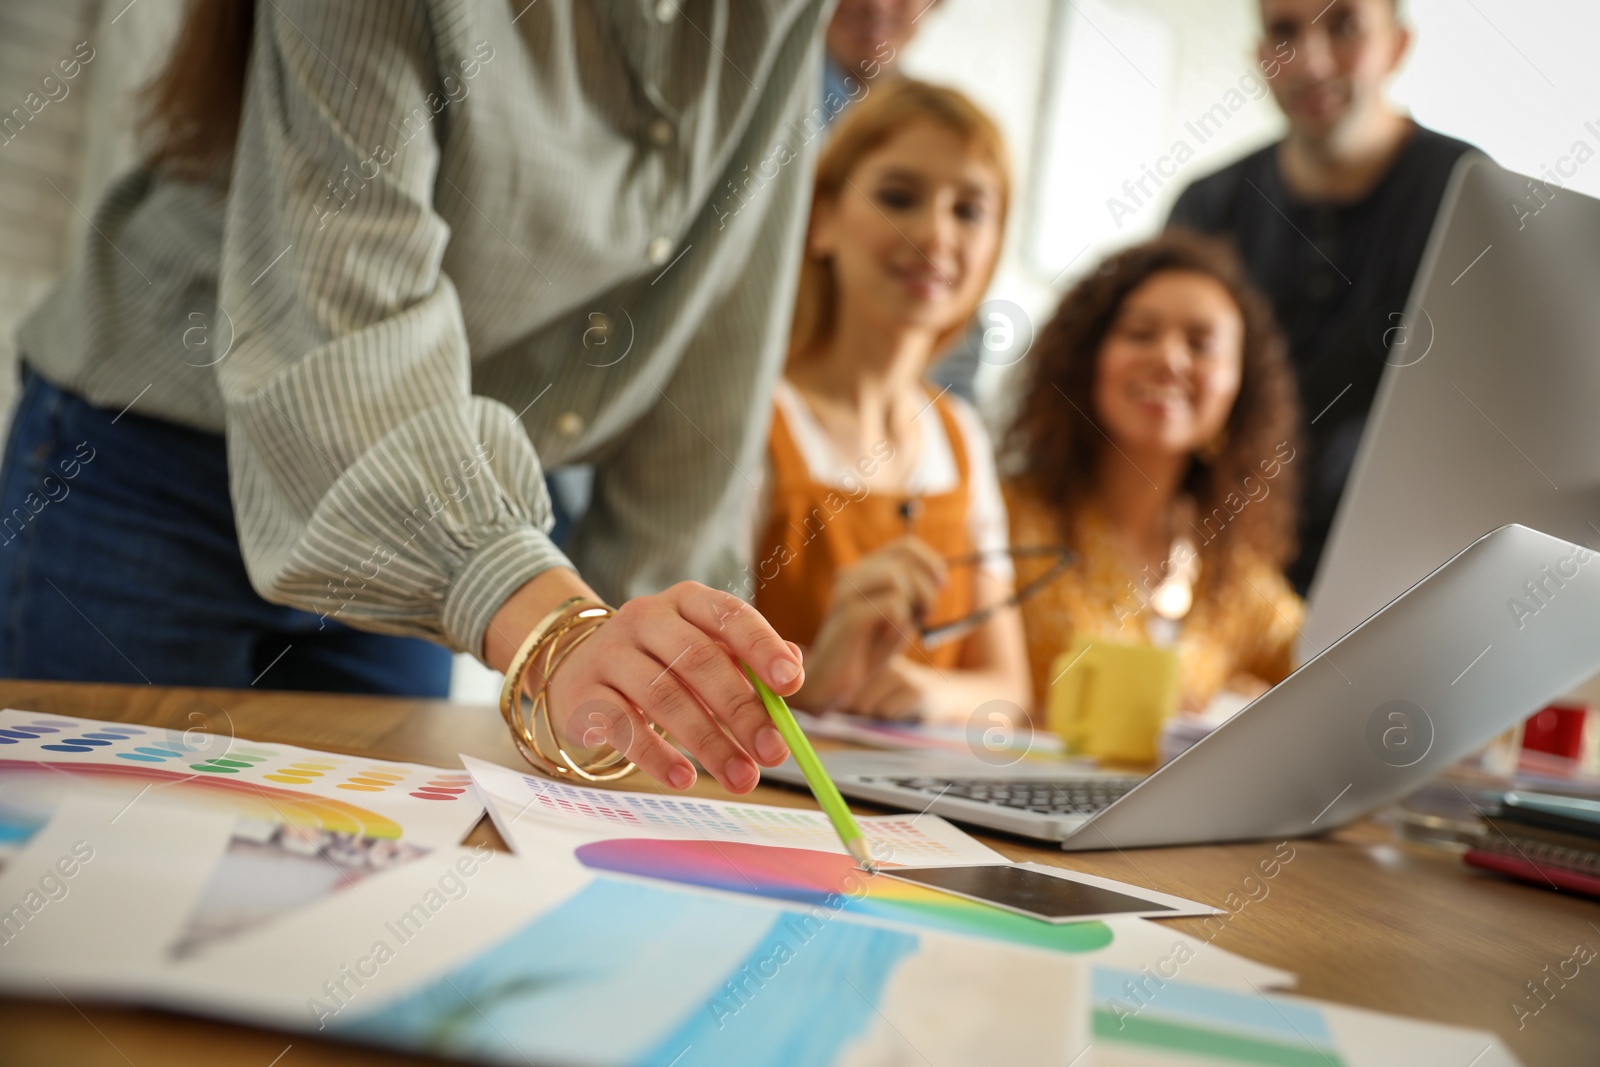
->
xmin=498 ymin=596 xmax=661 ymax=781
xmin=535 ymin=620 xmax=640 ymax=781
xmin=534 ymin=613 xmax=669 ymax=781
xmin=499 ymin=596 xmax=603 ymax=776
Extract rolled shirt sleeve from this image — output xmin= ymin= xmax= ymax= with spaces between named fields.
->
xmin=219 ymin=1 xmax=568 ymax=656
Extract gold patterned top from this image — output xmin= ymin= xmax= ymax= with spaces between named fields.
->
xmin=1004 ymin=484 xmax=1303 ymax=712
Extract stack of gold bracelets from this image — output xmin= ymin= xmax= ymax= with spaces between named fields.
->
xmin=497 ymin=595 xmax=662 ymax=781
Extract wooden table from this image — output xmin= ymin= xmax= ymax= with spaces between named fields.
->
xmin=2 ymin=680 xmax=1596 ymax=1066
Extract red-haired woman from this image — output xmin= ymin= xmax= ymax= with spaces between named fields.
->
xmin=750 ymin=80 xmax=1031 ymax=725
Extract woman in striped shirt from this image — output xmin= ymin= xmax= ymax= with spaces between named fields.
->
xmin=0 ymin=0 xmax=839 ymax=794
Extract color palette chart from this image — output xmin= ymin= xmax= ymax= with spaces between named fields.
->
xmin=0 ymin=710 xmax=483 ymax=847
xmin=461 ymin=755 xmax=1115 ymax=957
xmin=461 ymin=754 xmax=1003 ymax=866
xmin=576 ymin=838 xmax=1113 ymax=955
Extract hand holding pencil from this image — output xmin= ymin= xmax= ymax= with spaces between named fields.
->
xmin=497 ymin=574 xmax=803 ymax=795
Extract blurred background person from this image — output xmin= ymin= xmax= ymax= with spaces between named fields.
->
xmin=822 ymin=0 xmax=986 ymax=409
xmin=1003 ymin=231 xmax=1302 ymax=714
xmin=821 ymin=0 xmax=929 ymax=128
xmin=752 ymin=80 xmax=1030 ymax=724
xmin=1167 ymin=0 xmax=1478 ymax=594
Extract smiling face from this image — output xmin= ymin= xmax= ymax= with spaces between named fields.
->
xmin=1092 ymin=270 xmax=1245 ymax=461
xmin=1259 ymin=0 xmax=1409 ymax=144
xmin=808 ymin=119 xmax=1004 ymax=341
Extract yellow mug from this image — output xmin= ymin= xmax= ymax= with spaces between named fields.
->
xmin=1047 ymin=636 xmax=1181 ymax=763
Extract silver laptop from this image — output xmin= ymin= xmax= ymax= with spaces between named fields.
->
xmin=769 ymin=158 xmax=1600 ymax=850
xmin=771 ymin=524 xmax=1600 ymax=849
xmin=1302 ymin=155 xmax=1600 ymax=657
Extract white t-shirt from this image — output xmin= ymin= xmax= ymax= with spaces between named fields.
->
xmin=757 ymin=379 xmax=1013 ymax=583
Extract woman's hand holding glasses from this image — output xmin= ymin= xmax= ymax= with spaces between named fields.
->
xmin=793 ymin=536 xmax=947 ymax=712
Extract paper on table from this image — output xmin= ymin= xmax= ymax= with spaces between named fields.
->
xmin=0 ymin=709 xmax=483 ymax=848
xmin=152 ymin=840 xmax=1090 ymax=1066
xmin=462 ymin=753 xmax=1006 ymax=866
xmin=465 ymin=755 xmax=1292 ymax=988
xmin=1092 ymin=916 xmax=1295 ymax=992
xmin=1317 ymin=999 xmax=1521 ymax=1067
xmin=0 ymin=790 xmax=443 ymax=985
xmin=1089 ymin=966 xmax=1519 ymax=1066
xmin=0 ymin=793 xmax=236 ymax=992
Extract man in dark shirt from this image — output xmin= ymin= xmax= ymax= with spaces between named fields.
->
xmin=1168 ymin=0 xmax=1476 ymax=594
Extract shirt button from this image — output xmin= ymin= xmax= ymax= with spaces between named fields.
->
xmin=654 ymin=0 xmax=677 ymax=23
xmin=556 ymin=411 xmax=585 ymax=438
xmin=646 ymin=236 xmax=673 ymax=265
xmin=647 ymin=116 xmax=674 ymax=147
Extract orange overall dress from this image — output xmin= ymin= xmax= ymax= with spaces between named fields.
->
xmin=753 ymin=389 xmax=977 ymax=670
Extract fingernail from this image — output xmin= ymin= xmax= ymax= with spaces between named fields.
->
xmin=725 ymin=757 xmax=758 ymax=792
xmin=755 ymin=725 xmax=788 ymax=764
xmin=668 ymin=764 xmax=695 ymax=790
xmin=770 ymin=657 xmax=800 ymax=686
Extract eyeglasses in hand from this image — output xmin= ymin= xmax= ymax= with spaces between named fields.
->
xmin=918 ymin=545 xmax=1074 ymax=650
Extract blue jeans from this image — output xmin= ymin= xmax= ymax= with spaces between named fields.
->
xmin=0 ymin=367 xmax=451 ymax=696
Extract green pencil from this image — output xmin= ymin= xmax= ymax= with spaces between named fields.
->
xmin=742 ymin=663 xmax=877 ymax=873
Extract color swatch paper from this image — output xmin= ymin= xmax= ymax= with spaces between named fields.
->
xmin=462 ymin=754 xmax=1004 ymax=865
xmin=576 ymin=837 xmax=1115 ymax=954
xmin=466 ymin=757 xmax=1302 ymax=986
xmin=463 ymin=756 xmax=1140 ymax=960
xmin=0 ymin=710 xmax=482 ymax=847
xmin=1096 ymin=916 xmax=1296 ymax=992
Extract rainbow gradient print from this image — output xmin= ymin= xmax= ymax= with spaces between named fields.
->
xmin=575 ymin=838 xmax=1113 ymax=953
xmin=0 ymin=711 xmax=479 ymax=846
xmin=0 ymin=758 xmax=405 ymax=838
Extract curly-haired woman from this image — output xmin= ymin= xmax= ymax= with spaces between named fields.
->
xmin=1004 ymin=230 xmax=1304 ymax=713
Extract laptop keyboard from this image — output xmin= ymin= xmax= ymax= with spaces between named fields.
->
xmin=867 ymin=776 xmax=1143 ymax=817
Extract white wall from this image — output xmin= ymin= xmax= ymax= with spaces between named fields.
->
xmin=1392 ymin=0 xmax=1600 ymax=199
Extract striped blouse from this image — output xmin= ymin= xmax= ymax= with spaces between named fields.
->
xmin=17 ymin=0 xmax=830 ymax=658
